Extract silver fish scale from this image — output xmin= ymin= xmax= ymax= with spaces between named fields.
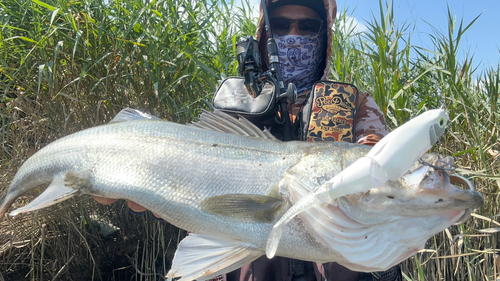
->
xmin=9 ymin=120 xmax=311 ymax=240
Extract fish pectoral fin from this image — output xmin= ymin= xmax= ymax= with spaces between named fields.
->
xmin=166 ymin=233 xmax=263 ymax=281
xmin=200 ymin=194 xmax=285 ymax=223
xmin=9 ymin=173 xmax=82 ymax=217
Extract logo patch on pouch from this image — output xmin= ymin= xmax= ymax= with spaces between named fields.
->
xmin=301 ymin=82 xmax=359 ymax=142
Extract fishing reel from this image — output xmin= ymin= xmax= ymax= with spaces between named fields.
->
xmin=236 ymin=36 xmax=297 ymax=103
xmin=236 ymin=36 xmax=262 ymax=98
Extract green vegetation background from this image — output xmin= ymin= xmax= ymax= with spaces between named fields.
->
xmin=0 ymin=0 xmax=498 ymax=280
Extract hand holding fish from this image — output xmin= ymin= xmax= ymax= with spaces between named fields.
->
xmin=93 ymin=196 xmax=163 ymax=217
xmin=92 ymin=196 xmax=119 ymax=206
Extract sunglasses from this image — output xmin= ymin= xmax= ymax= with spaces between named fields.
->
xmin=269 ymin=17 xmax=323 ymax=38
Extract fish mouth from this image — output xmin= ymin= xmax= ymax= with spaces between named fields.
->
xmin=404 ymin=154 xmax=484 ymax=212
xmin=449 ymin=174 xmax=478 ymax=225
xmin=343 ymin=154 xmax=484 ymax=226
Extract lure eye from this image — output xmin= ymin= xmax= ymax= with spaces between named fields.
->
xmin=439 ymin=117 xmax=446 ymax=127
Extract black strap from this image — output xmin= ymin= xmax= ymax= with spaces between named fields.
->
xmin=292 ymin=259 xmax=305 ymax=276
xmin=371 ymin=264 xmax=402 ymax=281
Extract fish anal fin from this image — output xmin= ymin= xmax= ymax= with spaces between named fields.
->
xmin=200 ymin=194 xmax=285 ymax=223
xmin=9 ymin=172 xmax=89 ymax=216
xmin=166 ymin=233 xmax=263 ymax=281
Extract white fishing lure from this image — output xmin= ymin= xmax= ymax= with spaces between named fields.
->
xmin=266 ymin=109 xmax=449 ymax=258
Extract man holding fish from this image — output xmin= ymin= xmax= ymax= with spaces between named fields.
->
xmin=0 ymin=0 xmax=480 ymax=280
xmin=96 ymin=0 xmax=398 ymax=280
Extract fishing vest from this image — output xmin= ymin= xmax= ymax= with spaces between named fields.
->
xmin=298 ymin=81 xmax=359 ymax=142
xmin=212 ymin=79 xmax=359 ymax=142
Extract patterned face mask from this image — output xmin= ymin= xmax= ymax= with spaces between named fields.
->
xmin=274 ymin=33 xmax=325 ymax=94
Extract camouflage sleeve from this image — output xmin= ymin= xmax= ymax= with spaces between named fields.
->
xmin=355 ymin=92 xmax=389 ymax=146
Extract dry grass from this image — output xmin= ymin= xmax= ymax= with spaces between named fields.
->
xmin=0 ymin=194 xmax=183 ymax=280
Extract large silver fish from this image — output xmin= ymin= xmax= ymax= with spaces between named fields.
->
xmin=0 ymin=109 xmax=483 ymax=281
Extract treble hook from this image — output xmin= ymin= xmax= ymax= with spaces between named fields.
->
xmin=418 ymin=158 xmax=457 ymax=171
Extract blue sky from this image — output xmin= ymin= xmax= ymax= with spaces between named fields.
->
xmin=243 ymin=0 xmax=500 ymax=74
xmin=340 ymin=0 xmax=500 ymax=74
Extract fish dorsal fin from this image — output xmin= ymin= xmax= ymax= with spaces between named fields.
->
xmin=167 ymin=233 xmax=263 ymax=281
xmin=110 ymin=108 xmax=161 ymax=123
xmin=200 ymin=194 xmax=285 ymax=223
xmin=189 ymin=110 xmax=277 ymax=140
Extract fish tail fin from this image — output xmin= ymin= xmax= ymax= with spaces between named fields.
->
xmin=8 ymin=173 xmax=82 ymax=217
xmin=0 ymin=195 xmax=16 ymax=221
xmin=166 ymin=233 xmax=263 ymax=281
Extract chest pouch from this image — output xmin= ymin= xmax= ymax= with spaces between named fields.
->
xmin=299 ymin=81 xmax=359 ymax=142
xmin=212 ymin=77 xmax=277 ymax=128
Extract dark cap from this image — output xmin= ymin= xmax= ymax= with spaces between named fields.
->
xmin=267 ymin=0 xmax=326 ymax=21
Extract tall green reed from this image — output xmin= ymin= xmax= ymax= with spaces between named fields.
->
xmin=331 ymin=1 xmax=498 ymax=280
